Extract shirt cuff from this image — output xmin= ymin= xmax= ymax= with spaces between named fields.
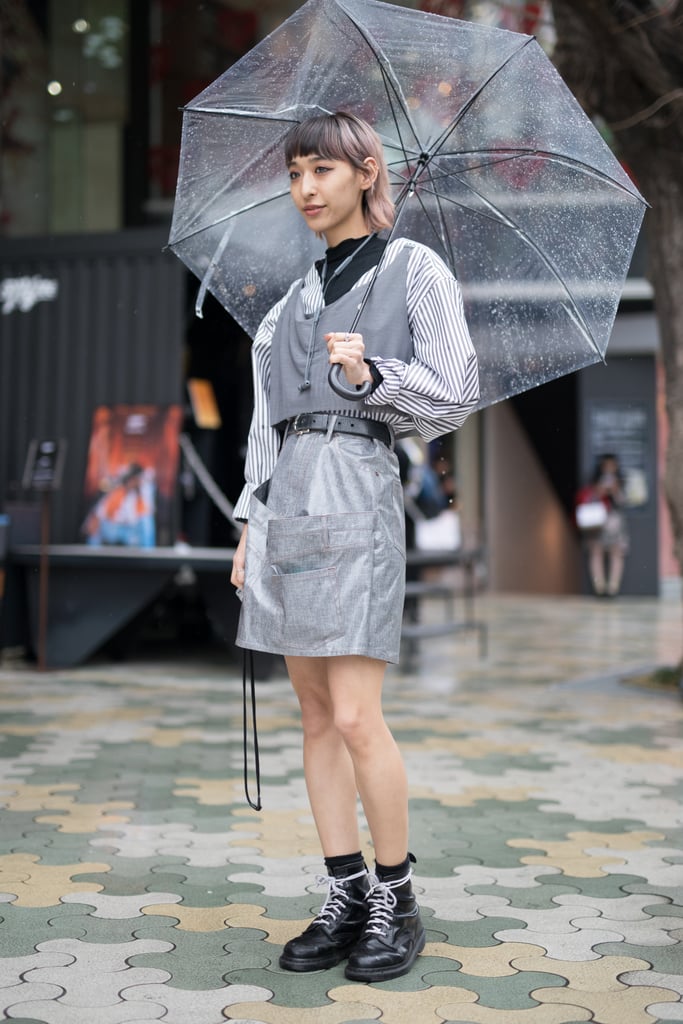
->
xmin=233 ymin=483 xmax=256 ymax=522
xmin=362 ymin=358 xmax=384 ymax=395
xmin=364 ymin=358 xmax=406 ymax=405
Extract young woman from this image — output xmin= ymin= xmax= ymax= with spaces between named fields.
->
xmin=230 ymin=111 xmax=479 ymax=982
xmin=578 ymin=453 xmax=630 ymax=597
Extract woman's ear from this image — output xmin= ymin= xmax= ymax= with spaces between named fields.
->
xmin=360 ymin=156 xmax=379 ymax=190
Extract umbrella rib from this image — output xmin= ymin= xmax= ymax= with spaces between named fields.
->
xmin=430 ymin=147 xmax=645 ymax=201
xmin=175 ymin=189 xmax=291 ymax=321
xmin=182 ymin=106 xmax=303 ymax=122
xmin=172 ymin=187 xmax=290 ymax=247
xmin=334 ymin=0 xmax=423 ymax=155
xmin=428 ymin=35 xmax=534 ymax=159
xmin=428 ymin=178 xmax=604 ymax=358
xmin=426 ymin=160 xmax=459 ymax=271
xmin=350 ymin=178 xmax=456 ymax=332
xmin=407 ymin=167 xmax=458 ymax=274
xmin=378 ymin=64 xmax=423 ymax=194
xmin=171 ymin=109 xmax=295 ymax=243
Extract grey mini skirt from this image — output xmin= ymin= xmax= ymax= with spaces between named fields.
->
xmin=236 ymin=429 xmax=406 ymax=663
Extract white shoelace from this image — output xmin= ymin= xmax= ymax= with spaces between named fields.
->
xmin=313 ymin=868 xmax=367 ymax=927
xmin=364 ymin=871 xmax=412 ymax=936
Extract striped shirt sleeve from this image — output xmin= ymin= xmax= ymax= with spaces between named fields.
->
xmin=364 ymin=243 xmax=479 ymax=441
xmin=232 ymin=284 xmax=296 ymax=521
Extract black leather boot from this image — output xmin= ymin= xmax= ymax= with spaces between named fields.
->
xmin=344 ymin=870 xmax=425 ymax=982
xmin=279 ymin=865 xmax=370 ymax=971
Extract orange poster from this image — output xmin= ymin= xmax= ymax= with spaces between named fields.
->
xmin=81 ymin=404 xmax=183 ymax=548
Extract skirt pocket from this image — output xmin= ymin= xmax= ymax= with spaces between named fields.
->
xmin=267 ymin=510 xmax=377 ymax=653
xmin=271 ymin=566 xmax=343 ymax=649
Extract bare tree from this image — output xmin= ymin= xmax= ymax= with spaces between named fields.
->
xmin=549 ymin=1 xmax=683 ymax=617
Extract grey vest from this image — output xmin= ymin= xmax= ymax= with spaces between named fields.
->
xmin=269 ymin=245 xmax=415 ymax=426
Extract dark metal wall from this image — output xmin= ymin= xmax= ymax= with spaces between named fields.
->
xmin=0 ymin=228 xmax=185 ymax=543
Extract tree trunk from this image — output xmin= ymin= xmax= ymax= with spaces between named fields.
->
xmin=638 ymin=155 xmax=683 ymax=572
xmin=551 ymin=0 xmax=683 ymax=577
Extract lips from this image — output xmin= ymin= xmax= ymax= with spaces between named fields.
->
xmin=303 ymin=206 xmax=324 ymax=215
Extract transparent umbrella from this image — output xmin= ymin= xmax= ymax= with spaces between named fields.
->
xmin=168 ymin=0 xmax=646 ymax=408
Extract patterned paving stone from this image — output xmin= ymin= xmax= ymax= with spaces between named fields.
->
xmin=1 ymin=594 xmax=682 ymax=1022
xmin=592 ymin=940 xmax=683 ymax=974
xmin=0 ymin=853 xmax=112 ymax=907
xmin=60 ymin=890 xmax=182 ymax=918
xmin=223 ymin=962 xmax=362 ymax=1007
xmin=536 ymin=871 xmax=654 ymax=901
xmin=129 ymin=930 xmax=273 ymax=990
xmin=0 ymin=904 xmax=93 ymax=955
xmin=529 ymin=980 xmax=680 ymax=1023
xmin=122 ymin=981 xmax=275 ymax=1024
xmin=423 ymin=966 xmax=569 ymax=1009
xmin=507 ymin=831 xmax=668 ymax=878
xmin=5 ymin=999 xmax=167 ymax=1023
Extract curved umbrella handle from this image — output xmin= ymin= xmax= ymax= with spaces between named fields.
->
xmin=328 ymin=363 xmax=373 ymax=401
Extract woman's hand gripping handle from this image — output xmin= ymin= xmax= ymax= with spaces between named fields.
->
xmin=326 ymin=331 xmax=374 ymax=400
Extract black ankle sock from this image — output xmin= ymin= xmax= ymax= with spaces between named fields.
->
xmin=324 ymin=851 xmax=365 ymax=874
xmin=375 ymin=852 xmax=415 ymax=882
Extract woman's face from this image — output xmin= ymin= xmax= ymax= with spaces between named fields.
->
xmin=287 ymin=153 xmax=375 ymax=246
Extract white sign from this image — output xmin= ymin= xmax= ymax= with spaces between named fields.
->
xmin=1 ymin=275 xmax=59 ymax=314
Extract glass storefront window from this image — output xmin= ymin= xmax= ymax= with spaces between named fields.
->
xmin=48 ymin=0 xmax=128 ymax=233
xmin=146 ymin=0 xmax=260 ymax=217
xmin=1 ymin=0 xmax=50 ymax=236
xmin=1 ymin=0 xmax=129 ymax=236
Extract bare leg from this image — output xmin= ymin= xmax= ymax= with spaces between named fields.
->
xmin=606 ymin=545 xmax=625 ymax=595
xmin=287 ymin=654 xmax=409 ymax=865
xmin=286 ymin=655 xmax=362 ymax=857
xmin=327 ymin=655 xmax=408 ymax=866
xmin=588 ymin=540 xmax=606 ymax=595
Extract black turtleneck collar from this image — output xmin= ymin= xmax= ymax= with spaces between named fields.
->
xmin=325 ymin=235 xmax=372 ymax=267
xmin=315 ymin=233 xmax=388 ymax=305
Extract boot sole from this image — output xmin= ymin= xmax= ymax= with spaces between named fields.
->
xmin=344 ymin=927 xmax=426 ymax=982
xmin=278 ymin=945 xmax=355 ymax=972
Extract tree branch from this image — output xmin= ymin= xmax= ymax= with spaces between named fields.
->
xmin=609 ymin=87 xmax=683 ymax=130
xmin=551 ymin=0 xmax=683 ymax=136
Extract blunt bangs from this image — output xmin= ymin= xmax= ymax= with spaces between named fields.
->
xmin=284 ymin=117 xmax=349 ymax=165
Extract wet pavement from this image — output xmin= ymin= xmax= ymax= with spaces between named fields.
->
xmin=0 ymin=592 xmax=681 ymax=1023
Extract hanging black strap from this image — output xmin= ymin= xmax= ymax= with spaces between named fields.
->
xmin=242 ymin=649 xmax=262 ymax=811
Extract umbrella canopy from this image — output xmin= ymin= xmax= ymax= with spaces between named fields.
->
xmin=169 ymin=0 xmax=646 ymax=409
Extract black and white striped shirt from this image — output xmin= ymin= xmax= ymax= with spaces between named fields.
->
xmin=234 ymin=237 xmax=479 ymax=520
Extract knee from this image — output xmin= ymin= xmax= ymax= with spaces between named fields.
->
xmin=298 ymin=692 xmax=335 ymax=741
xmin=333 ymin=706 xmax=379 ymax=752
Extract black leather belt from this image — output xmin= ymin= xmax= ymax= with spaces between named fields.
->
xmin=286 ymin=412 xmax=392 ymax=448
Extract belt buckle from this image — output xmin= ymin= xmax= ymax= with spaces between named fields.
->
xmin=292 ymin=414 xmax=310 ymax=434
